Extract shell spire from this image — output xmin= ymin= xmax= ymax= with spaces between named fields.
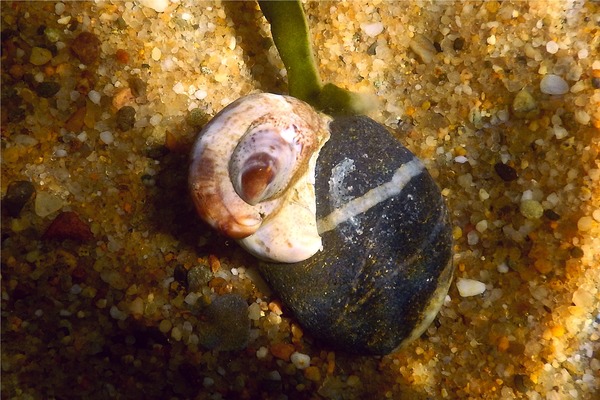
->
xmin=189 ymin=93 xmax=331 ymax=262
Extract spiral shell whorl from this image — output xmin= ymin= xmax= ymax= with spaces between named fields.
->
xmin=189 ymin=93 xmax=331 ymax=263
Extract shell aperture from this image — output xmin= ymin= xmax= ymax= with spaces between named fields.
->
xmin=188 ymin=93 xmax=331 ymax=262
xmin=229 ymin=119 xmax=304 ymax=206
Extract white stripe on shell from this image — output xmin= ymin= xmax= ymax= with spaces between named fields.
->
xmin=317 ymin=158 xmax=424 ymax=234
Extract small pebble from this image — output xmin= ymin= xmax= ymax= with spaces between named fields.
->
xmin=140 ymin=0 xmax=170 ymax=13
xmin=360 ymin=22 xmax=384 ymax=38
xmin=266 ymin=371 xmax=281 ymax=381
xmin=42 ymin=211 xmax=94 ymax=242
xmin=256 ymin=346 xmax=268 ymax=359
xmin=129 ymin=297 xmax=145 ymax=316
xmin=29 ymin=47 xmax=53 ymax=66
xmin=552 ymin=125 xmax=568 ymax=140
xmin=540 ymin=74 xmax=569 ymax=95
xmin=128 ymin=77 xmax=147 ymax=97
xmin=512 ymin=89 xmax=537 ymax=115
xmin=544 ymin=209 xmax=561 ymax=221
xmin=171 ymin=326 xmax=182 ymax=341
xmin=545 ymin=40 xmax=559 ymax=54
xmin=110 ymin=306 xmax=127 ymax=320
xmin=149 ymin=114 xmax=162 ymax=126
xmin=44 ymin=27 xmax=61 ymax=43
xmin=54 ymin=2 xmax=65 ymax=15
xmin=70 ymin=31 xmax=101 ymax=65
xmin=197 ymin=293 xmax=250 ymax=351
xmin=290 ymin=352 xmax=311 ymax=369
xmin=194 ymin=89 xmax=207 ymax=100
xmin=151 ymin=47 xmax=162 ymax=61
xmin=478 ymin=188 xmax=490 ymax=201
xmin=173 ymin=264 xmax=188 ymax=287
xmin=456 ymin=278 xmax=486 ymax=297
xmin=591 ymin=77 xmax=600 ymax=89
xmin=113 ymin=49 xmax=129 ymax=65
xmin=467 ymin=230 xmax=479 ymax=245
xmin=577 ymin=216 xmax=593 ymax=232
xmin=248 ymin=302 xmax=261 ymax=321
xmin=570 ymin=246 xmax=584 ymax=259
xmin=577 ymin=48 xmax=588 ymax=59
xmin=100 ymin=131 xmax=114 ymax=145
xmin=184 ymin=292 xmax=199 ymax=305
xmin=409 ymin=33 xmax=437 ymax=64
xmin=574 ymin=110 xmax=590 ymax=125
xmin=475 ymin=220 xmax=488 ymax=233
xmin=453 ymin=37 xmax=465 ymax=51
xmin=520 ymin=200 xmax=544 ymax=220
xmin=64 ymin=106 xmax=86 ymax=132
xmin=115 ymin=16 xmax=128 ymax=30
xmin=112 ymin=88 xmax=135 ymax=110
xmin=158 ymin=319 xmax=172 ymax=333
xmin=2 ymin=180 xmax=35 ymax=217
xmin=572 ymin=288 xmax=594 ymax=308
xmin=497 ymin=263 xmax=509 ymax=273
xmin=116 ymin=106 xmax=136 ymax=131
xmin=34 ymin=191 xmax=64 ymax=217
xmin=593 ymin=209 xmax=600 ymax=222
xmin=304 ymin=366 xmax=321 ymax=382
xmin=36 ymin=81 xmax=61 ymax=98
xmin=270 ymin=343 xmax=295 ymax=361
xmin=88 ymin=90 xmax=101 ymax=105
xmin=494 ymin=162 xmax=518 ymax=181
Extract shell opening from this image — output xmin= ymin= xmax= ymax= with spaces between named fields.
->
xmin=229 ymin=124 xmax=302 ymax=206
xmin=239 ymin=153 xmax=276 ymax=206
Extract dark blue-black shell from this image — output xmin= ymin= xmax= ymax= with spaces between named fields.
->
xmin=258 ymin=115 xmax=453 ymax=355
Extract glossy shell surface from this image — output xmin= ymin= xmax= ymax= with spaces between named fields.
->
xmin=188 ymin=93 xmax=330 ymax=263
xmin=258 ymin=115 xmax=454 ymax=355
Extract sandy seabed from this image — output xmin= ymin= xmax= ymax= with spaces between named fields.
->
xmin=1 ymin=1 xmax=599 ymax=399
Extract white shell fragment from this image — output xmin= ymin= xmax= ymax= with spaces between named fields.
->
xmin=456 ymin=278 xmax=487 ymax=297
xmin=188 ymin=93 xmax=331 ymax=263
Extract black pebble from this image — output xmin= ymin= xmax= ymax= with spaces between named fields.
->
xmin=2 ymin=181 xmax=35 ymax=217
xmin=36 ymin=81 xmax=61 ymax=98
xmin=173 ymin=264 xmax=188 ymax=288
xmin=592 ymin=77 xmax=600 ymax=89
xmin=259 ymin=116 xmax=453 ymax=355
xmin=116 ymin=106 xmax=136 ymax=131
xmin=570 ymin=246 xmax=584 ymax=259
xmin=494 ymin=162 xmax=518 ymax=181
xmin=453 ymin=37 xmax=465 ymax=51
xmin=543 ymin=209 xmax=561 ymax=221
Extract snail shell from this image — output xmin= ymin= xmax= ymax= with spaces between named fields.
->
xmin=188 ymin=93 xmax=331 ymax=263
xmin=189 ymin=94 xmax=454 ymax=355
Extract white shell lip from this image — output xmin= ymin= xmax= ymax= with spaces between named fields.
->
xmin=188 ymin=92 xmax=331 ymax=263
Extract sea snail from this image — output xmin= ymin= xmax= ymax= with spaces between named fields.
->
xmin=189 ymin=93 xmax=454 ymax=355
xmin=189 ymin=93 xmax=331 ymax=263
